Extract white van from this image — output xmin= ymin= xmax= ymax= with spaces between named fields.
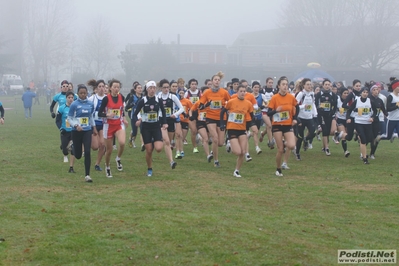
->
xmin=1 ymin=74 xmax=24 ymax=94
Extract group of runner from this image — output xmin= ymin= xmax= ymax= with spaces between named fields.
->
xmin=46 ymin=73 xmax=399 ymax=181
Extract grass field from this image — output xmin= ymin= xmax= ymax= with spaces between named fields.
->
xmin=0 ymin=95 xmax=398 ymax=265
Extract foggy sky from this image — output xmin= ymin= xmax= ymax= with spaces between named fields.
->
xmin=75 ymin=0 xmax=285 ymax=47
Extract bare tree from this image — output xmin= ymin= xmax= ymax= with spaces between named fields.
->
xmin=24 ymin=0 xmax=72 ymax=82
xmin=280 ymin=0 xmax=399 ymax=71
xmin=79 ymin=16 xmax=116 ymax=79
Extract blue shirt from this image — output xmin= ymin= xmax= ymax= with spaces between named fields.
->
xmin=254 ymin=94 xmax=263 ymax=120
xmin=58 ymin=104 xmax=72 ymax=132
xmin=67 ymin=98 xmax=95 ymax=131
xmin=21 ymin=90 xmax=36 ymax=108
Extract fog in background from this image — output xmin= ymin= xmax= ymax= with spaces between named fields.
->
xmin=74 ymin=0 xmax=283 ymax=46
xmin=1 ymin=0 xmax=399 ymax=91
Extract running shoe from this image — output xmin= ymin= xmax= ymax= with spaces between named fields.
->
xmin=246 ymin=154 xmax=252 ymax=162
xmin=85 ymin=175 xmax=93 ymax=182
xmin=281 ymin=162 xmax=290 ymax=170
xmin=147 ymin=169 xmax=153 ymax=177
xmin=390 ymin=133 xmax=398 ymax=143
xmin=94 ymin=165 xmax=102 ymax=171
xmin=175 ymin=152 xmax=182 ymax=159
xmin=116 ymin=158 xmax=123 ymax=171
xmin=316 ymin=134 xmax=321 ymax=141
xmin=256 ymin=146 xmax=262 ymax=154
xmin=295 ymin=153 xmax=301 ymax=161
xmin=67 ymin=140 xmax=73 ymax=152
xmin=195 ymin=134 xmax=201 ymax=145
xmin=106 ymin=168 xmax=113 ymax=178
xmin=170 ymin=161 xmax=177 ymax=169
xmin=308 ymin=143 xmax=313 ymax=149
xmin=233 ymin=170 xmax=241 ymax=178
xmin=370 ymin=154 xmax=375 ymax=159
xmin=363 ymin=158 xmax=370 ymax=164
xmin=337 ymin=131 xmax=344 ymax=142
xmin=132 ymin=140 xmax=136 ymax=148
xmin=259 ymin=131 xmax=264 ymax=142
xmin=180 ymin=151 xmax=185 ymax=157
xmin=141 ymin=144 xmax=145 ymax=152
xmin=267 ymin=140 xmax=275 ymax=149
xmin=207 ymin=154 xmax=213 ymax=163
xmin=68 ymin=167 xmax=75 ymax=173
xmin=354 ymin=132 xmax=358 ymax=142
xmin=344 ymin=150 xmax=350 ymax=158
xmin=325 ymin=148 xmax=331 ymax=156
xmin=275 ymin=170 xmax=283 ymax=177
xmin=193 ymin=147 xmax=199 ymax=153
xmin=128 ymin=138 xmax=133 ymax=148
xmin=303 ymin=140 xmax=309 ymax=151
xmin=183 ymin=139 xmax=188 ymax=145
xmin=63 ymin=156 xmax=69 ymax=163
xmin=214 ymin=161 xmax=220 ymax=168
xmin=226 ymin=142 xmax=231 ymax=153
xmin=113 ymin=145 xmax=117 ymax=150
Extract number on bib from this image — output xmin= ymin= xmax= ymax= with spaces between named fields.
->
xmin=228 ymin=113 xmax=244 ymax=124
xmin=199 ymin=112 xmax=206 ymax=121
xmin=79 ymin=117 xmax=89 ymax=127
xmin=190 ymin=96 xmax=199 ymax=103
xmin=304 ymin=104 xmax=312 ymax=112
xmin=320 ymin=102 xmax=331 ymax=111
xmin=165 ymin=107 xmax=172 ymax=117
xmin=108 ymin=109 xmax=120 ymax=119
xmin=273 ymin=111 xmax=289 ymax=122
xmin=210 ymin=101 xmax=222 ymax=109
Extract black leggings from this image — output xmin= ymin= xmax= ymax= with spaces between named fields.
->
xmin=61 ymin=131 xmax=74 ymax=156
xmin=72 ymin=130 xmax=92 ymax=176
xmin=370 ymin=121 xmax=380 ymax=155
xmin=344 ymin=118 xmax=355 ymax=141
xmin=296 ymin=118 xmax=315 ymax=154
xmin=355 ymin=123 xmax=373 ymax=145
xmin=318 ymin=114 xmax=333 ymax=136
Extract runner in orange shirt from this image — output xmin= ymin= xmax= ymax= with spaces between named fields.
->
xmin=178 ymin=90 xmax=194 ymax=156
xmin=220 ymin=86 xmax=254 ymax=177
xmin=267 ymin=76 xmax=299 ymax=177
xmin=230 ymin=84 xmax=260 ymax=161
xmin=198 ymin=71 xmax=231 ymax=167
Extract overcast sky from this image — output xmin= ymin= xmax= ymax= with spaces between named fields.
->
xmin=75 ymin=0 xmax=285 ymax=47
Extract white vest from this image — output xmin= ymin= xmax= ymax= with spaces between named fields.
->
xmin=354 ymin=97 xmax=372 ymax=124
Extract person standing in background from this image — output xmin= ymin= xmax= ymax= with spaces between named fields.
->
xmin=21 ymin=87 xmax=36 ymax=119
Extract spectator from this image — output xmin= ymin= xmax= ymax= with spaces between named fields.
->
xmin=21 ymin=87 xmax=36 ymax=118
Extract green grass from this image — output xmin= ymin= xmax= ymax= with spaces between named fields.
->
xmin=0 ymin=95 xmax=398 ymax=265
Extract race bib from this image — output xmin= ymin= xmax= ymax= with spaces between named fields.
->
xmin=320 ymin=102 xmax=331 ymax=111
xmin=254 ymin=108 xmax=262 ymax=115
xmin=273 ymin=111 xmax=290 ymax=122
xmin=210 ymin=100 xmax=222 ymax=109
xmin=65 ymin=119 xmax=71 ymax=128
xmin=165 ymin=107 xmax=172 ymax=117
xmin=142 ymin=112 xmax=158 ymax=123
xmin=339 ymin=108 xmax=346 ymax=115
xmin=190 ymin=96 xmax=199 ymax=103
xmin=108 ymin=109 xmax=120 ymax=119
xmin=79 ymin=117 xmax=89 ymax=127
xmin=358 ymin=107 xmax=370 ymax=116
xmin=228 ymin=113 xmax=244 ymax=124
xmin=199 ymin=112 xmax=206 ymax=121
xmin=304 ymin=104 xmax=312 ymax=112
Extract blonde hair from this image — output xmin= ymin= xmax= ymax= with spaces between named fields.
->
xmin=212 ymin=71 xmax=224 ymax=80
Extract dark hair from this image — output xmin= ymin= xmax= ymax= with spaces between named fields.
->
xmin=66 ymin=91 xmax=75 ymax=98
xmin=188 ymin=78 xmax=198 ymax=86
xmin=277 ymin=76 xmax=288 ymax=87
xmin=159 ymin=79 xmax=169 ymax=88
xmin=132 ymin=81 xmax=139 ymax=87
xmin=266 ymin=77 xmax=273 ymax=83
xmin=77 ymin=84 xmax=87 ymax=92
xmin=322 ymin=79 xmax=331 ymax=85
xmin=352 ymin=79 xmax=361 ymax=86
xmin=237 ymin=85 xmax=246 ymax=91
xmin=108 ymin=79 xmax=121 ymax=88
xmin=204 ymin=79 xmax=211 ymax=85
xmin=300 ymin=78 xmax=311 ymax=90
xmin=339 ymin=87 xmax=349 ymax=97
xmin=133 ymin=83 xmax=141 ymax=91
xmin=388 ymin=77 xmax=398 ymax=92
xmin=87 ymin=79 xmax=105 ymax=89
